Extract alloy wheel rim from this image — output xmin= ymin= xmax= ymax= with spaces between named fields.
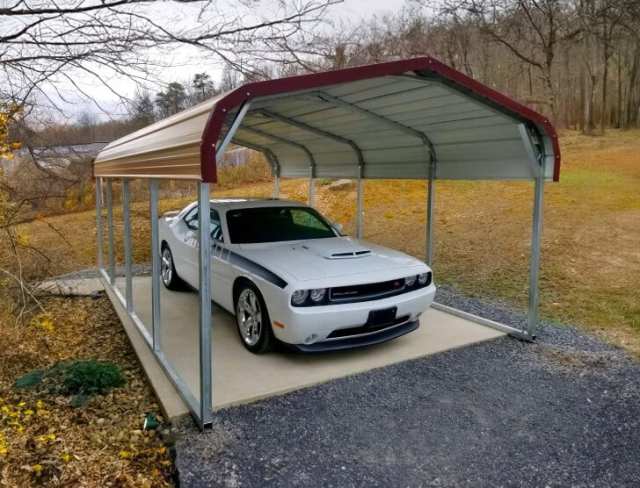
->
xmin=161 ymin=249 xmax=173 ymax=286
xmin=237 ymin=289 xmax=262 ymax=346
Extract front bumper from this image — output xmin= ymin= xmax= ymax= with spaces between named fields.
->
xmin=269 ymin=282 xmax=435 ymax=348
xmin=290 ymin=319 xmax=419 ymax=352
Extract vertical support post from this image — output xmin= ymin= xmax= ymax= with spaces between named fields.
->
xmin=426 ymin=159 xmax=436 ymax=267
xmin=198 ymin=182 xmax=213 ymax=428
xmin=273 ymin=175 xmax=280 ymax=198
xmin=308 ymin=177 xmax=315 ymax=207
xmin=95 ymin=178 xmax=103 ymax=270
xmin=356 ymin=175 xmax=364 ymax=239
xmin=150 ymin=179 xmax=161 ymax=352
xmin=105 ymin=179 xmax=115 ymax=284
xmin=122 ymin=179 xmax=133 ymax=312
xmin=527 ymin=172 xmax=545 ymax=337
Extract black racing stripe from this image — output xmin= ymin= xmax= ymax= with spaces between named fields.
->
xmin=227 ymin=250 xmax=288 ymax=289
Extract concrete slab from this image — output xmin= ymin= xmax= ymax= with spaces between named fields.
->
xmin=38 ymin=278 xmax=104 ymax=296
xmin=108 ymin=276 xmax=504 ymax=419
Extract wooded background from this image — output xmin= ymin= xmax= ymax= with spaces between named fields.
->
xmin=47 ymin=0 xmax=640 ymax=143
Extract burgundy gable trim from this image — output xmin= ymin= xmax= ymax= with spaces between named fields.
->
xmin=200 ymin=57 xmax=561 ymax=183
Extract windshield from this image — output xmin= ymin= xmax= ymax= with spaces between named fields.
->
xmin=226 ymin=206 xmax=336 ymax=244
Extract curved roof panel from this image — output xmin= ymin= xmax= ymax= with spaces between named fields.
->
xmin=94 ymin=57 xmax=560 ymax=182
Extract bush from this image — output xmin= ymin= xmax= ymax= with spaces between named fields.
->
xmin=15 ymin=359 xmax=125 ymax=406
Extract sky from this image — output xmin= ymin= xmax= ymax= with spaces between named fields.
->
xmin=55 ymin=0 xmax=409 ymax=121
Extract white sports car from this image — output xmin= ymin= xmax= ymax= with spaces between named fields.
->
xmin=159 ymin=199 xmax=436 ymax=353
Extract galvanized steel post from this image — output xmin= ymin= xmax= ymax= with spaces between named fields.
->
xmin=197 ymin=182 xmax=213 ymax=428
xmin=95 ymin=178 xmax=103 ymax=270
xmin=426 ymin=159 xmax=436 ymax=267
xmin=150 ymin=179 xmax=161 ymax=352
xmin=273 ymin=175 xmax=280 ymax=198
xmin=122 ymin=179 xmax=133 ymax=312
xmin=309 ymin=177 xmax=315 ymax=207
xmin=527 ymin=172 xmax=544 ymax=337
xmin=356 ymin=176 xmax=364 ymax=239
xmin=105 ymin=179 xmax=116 ymax=284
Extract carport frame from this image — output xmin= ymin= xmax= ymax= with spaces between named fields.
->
xmin=94 ymin=57 xmax=557 ymax=429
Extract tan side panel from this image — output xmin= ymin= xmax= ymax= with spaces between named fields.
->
xmin=94 ymin=143 xmax=202 ymax=180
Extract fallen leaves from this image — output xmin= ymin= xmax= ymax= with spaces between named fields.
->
xmin=0 ymin=295 xmax=174 ymax=486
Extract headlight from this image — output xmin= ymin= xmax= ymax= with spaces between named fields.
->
xmin=309 ymin=288 xmax=327 ymax=303
xmin=418 ymin=272 xmax=430 ymax=285
xmin=291 ymin=289 xmax=309 ymax=306
xmin=404 ymin=275 xmax=417 ymax=287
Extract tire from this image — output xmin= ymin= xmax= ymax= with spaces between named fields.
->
xmin=160 ymin=245 xmax=185 ymax=290
xmin=234 ymin=281 xmax=274 ymax=354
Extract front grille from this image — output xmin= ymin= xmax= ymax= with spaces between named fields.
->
xmin=327 ymin=315 xmax=411 ymax=338
xmin=329 ymin=278 xmax=407 ymax=303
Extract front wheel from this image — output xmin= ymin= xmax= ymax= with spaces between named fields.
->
xmin=160 ymin=245 xmax=185 ymax=290
xmin=234 ymin=283 xmax=274 ymax=354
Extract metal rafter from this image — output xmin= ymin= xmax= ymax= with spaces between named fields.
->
xmin=256 ymin=108 xmax=365 ymax=172
xmin=232 ymin=137 xmax=281 ymax=177
xmin=216 ymin=102 xmax=252 ymax=157
xmin=239 ymin=125 xmax=316 ymax=177
xmin=309 ymin=91 xmax=435 ymax=155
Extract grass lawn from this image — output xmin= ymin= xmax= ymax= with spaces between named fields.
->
xmin=18 ymin=129 xmax=640 ymax=355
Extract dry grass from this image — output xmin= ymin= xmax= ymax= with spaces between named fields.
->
xmin=16 ymin=130 xmax=640 ymax=355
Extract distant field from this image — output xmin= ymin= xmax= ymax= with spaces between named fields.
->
xmin=19 ymin=130 xmax=640 ymax=355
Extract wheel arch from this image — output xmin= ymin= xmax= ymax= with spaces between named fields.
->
xmin=232 ymin=276 xmax=257 ymax=306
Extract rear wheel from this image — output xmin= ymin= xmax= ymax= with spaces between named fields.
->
xmin=160 ymin=245 xmax=185 ymax=290
xmin=234 ymin=282 xmax=274 ymax=354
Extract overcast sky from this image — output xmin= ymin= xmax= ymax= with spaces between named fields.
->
xmin=59 ymin=0 xmax=409 ymax=121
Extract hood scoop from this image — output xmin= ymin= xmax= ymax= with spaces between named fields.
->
xmin=295 ymin=238 xmax=373 ymax=260
xmin=326 ymin=249 xmax=371 ymax=259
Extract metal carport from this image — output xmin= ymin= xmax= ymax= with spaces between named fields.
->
xmin=93 ymin=56 xmax=560 ymax=428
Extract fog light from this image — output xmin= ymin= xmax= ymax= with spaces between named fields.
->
xmin=304 ymin=333 xmax=318 ymax=344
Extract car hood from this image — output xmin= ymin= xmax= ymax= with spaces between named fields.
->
xmin=235 ymin=237 xmax=426 ymax=283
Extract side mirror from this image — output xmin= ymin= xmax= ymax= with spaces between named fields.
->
xmin=333 ymin=222 xmax=344 ymax=234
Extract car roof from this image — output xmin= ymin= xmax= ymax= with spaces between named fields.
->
xmin=208 ymin=198 xmax=307 ymax=211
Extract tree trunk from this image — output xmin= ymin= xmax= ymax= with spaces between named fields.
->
xmin=616 ymin=51 xmax=622 ymax=128
xmin=625 ymin=43 xmax=640 ymax=129
xmin=600 ymin=55 xmax=609 ymax=134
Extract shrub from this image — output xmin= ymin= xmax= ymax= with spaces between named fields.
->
xmin=14 ymin=359 xmax=125 ymax=406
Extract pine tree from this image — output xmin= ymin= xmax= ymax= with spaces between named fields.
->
xmin=155 ymin=82 xmax=186 ymax=118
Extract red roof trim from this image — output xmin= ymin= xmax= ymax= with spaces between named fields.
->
xmin=200 ymin=56 xmax=561 ymax=183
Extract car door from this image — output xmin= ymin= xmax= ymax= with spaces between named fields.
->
xmin=181 ymin=207 xmax=230 ymax=305
xmin=210 ymin=216 xmax=234 ymax=309
xmin=180 ymin=206 xmax=200 ymax=286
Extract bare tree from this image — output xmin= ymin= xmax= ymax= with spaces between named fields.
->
xmin=0 ymin=0 xmax=340 ymax=114
xmin=440 ymin=0 xmax=581 ymax=122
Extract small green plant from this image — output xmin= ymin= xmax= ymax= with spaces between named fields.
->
xmin=15 ymin=360 xmax=125 ymax=406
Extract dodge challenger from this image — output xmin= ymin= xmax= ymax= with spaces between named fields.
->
xmin=159 ymin=199 xmax=436 ymax=353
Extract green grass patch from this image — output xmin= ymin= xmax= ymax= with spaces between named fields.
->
xmin=15 ymin=359 xmax=125 ymax=406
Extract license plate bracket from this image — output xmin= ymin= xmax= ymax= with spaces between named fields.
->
xmin=366 ymin=307 xmax=397 ymax=327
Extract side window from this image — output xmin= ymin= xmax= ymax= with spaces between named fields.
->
xmin=184 ymin=208 xmax=223 ymax=242
xmin=211 ymin=210 xmax=223 ymax=242
xmin=184 ymin=207 xmax=199 ymax=230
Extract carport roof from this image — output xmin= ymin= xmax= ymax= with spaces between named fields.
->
xmin=94 ymin=57 xmax=561 ymax=182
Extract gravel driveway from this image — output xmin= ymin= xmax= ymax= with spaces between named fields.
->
xmin=172 ymin=287 xmax=640 ymax=487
